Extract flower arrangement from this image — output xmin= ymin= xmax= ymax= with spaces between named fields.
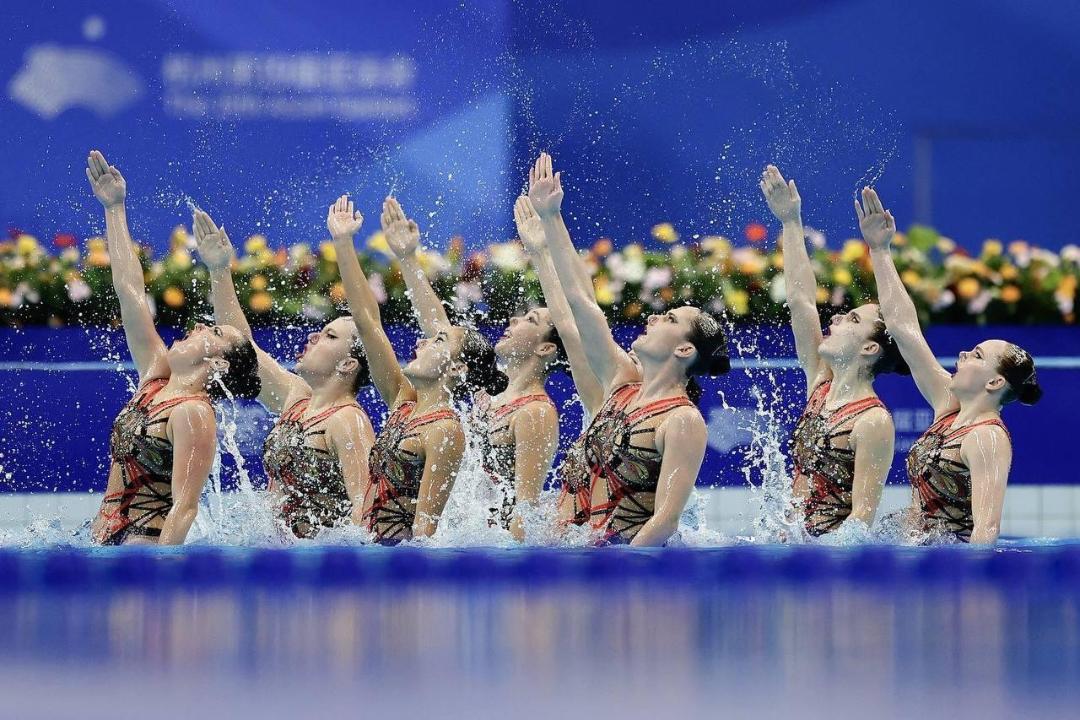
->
xmin=1 ymin=223 xmax=1076 ymax=328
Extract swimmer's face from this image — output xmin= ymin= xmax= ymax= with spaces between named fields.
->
xmin=296 ymin=317 xmax=358 ymax=377
xmin=818 ymin=304 xmax=881 ymax=364
xmin=169 ymin=323 xmax=246 ymax=366
xmin=949 ymin=339 xmax=1011 ymax=398
xmin=404 ymin=326 xmax=465 ymax=383
xmin=632 ymin=306 xmax=700 ymax=360
xmin=495 ymin=307 xmax=556 ymax=363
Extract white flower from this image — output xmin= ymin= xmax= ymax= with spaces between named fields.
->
xmin=489 ymin=242 xmax=526 ymax=271
xmin=968 ymin=290 xmax=992 ymax=314
xmin=367 ymin=273 xmax=387 ymax=304
xmin=769 ymin=274 xmax=787 ymax=304
xmin=932 ymin=289 xmax=955 ymax=311
xmin=805 ymin=226 xmax=826 ymax=250
xmin=642 ymin=267 xmax=672 ymax=292
xmin=66 ymin=279 xmax=92 ymax=302
xmin=1031 ymin=248 xmax=1060 ymax=268
xmin=1061 ymin=244 xmax=1080 ymax=264
xmin=830 ymin=286 xmax=845 ymax=307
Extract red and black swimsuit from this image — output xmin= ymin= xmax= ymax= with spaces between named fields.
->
xmin=263 ymin=398 xmax=365 ymax=539
xmin=364 ymin=401 xmax=458 ymax=545
xmin=99 ymin=378 xmax=210 ymax=545
xmin=473 ymin=392 xmax=557 ymax=530
xmin=906 ymin=410 xmax=1010 ymax=543
xmin=583 ymin=383 xmax=696 ymax=544
xmin=790 ymin=381 xmax=887 ymax=536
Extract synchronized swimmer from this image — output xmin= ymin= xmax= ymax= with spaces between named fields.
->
xmin=83 ymin=149 xmax=1042 ymax=548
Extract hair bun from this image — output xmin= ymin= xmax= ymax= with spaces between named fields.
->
xmin=484 ymin=368 xmax=509 ymax=395
xmin=708 ymin=350 xmax=731 ymax=376
xmin=1019 ymin=381 xmax=1043 ymax=406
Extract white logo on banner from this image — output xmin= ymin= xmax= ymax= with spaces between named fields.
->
xmin=7 ymin=44 xmax=143 ymax=119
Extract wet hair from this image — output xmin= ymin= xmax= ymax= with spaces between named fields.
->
xmin=208 ymin=339 xmax=262 ymax=400
xmin=868 ymin=315 xmax=911 ymax=377
xmin=346 ymin=333 xmax=372 ymax=394
xmin=997 ymin=343 xmax=1042 ymax=406
xmin=684 ymin=310 xmax=731 ymax=405
xmin=457 ymin=328 xmax=509 ymax=400
xmin=544 ymin=325 xmax=571 ymax=376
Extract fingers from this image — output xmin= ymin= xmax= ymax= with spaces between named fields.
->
xmin=884 ymin=209 xmax=896 ymax=230
xmin=854 ymin=198 xmax=865 ymax=222
xmin=787 ymin=179 xmax=799 ymax=200
xmin=554 ymin=171 xmax=562 ymax=192
xmin=513 ymin=196 xmax=524 ymax=224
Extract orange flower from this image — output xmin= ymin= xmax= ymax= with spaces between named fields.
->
xmin=623 ymin=302 xmax=643 ymax=319
xmin=593 ymin=238 xmax=614 ymax=257
xmin=744 ymin=223 xmax=768 ymax=243
xmin=956 ymin=277 xmax=981 ymax=300
xmin=162 ymin=286 xmax=185 ymax=308
xmin=329 ymin=282 xmax=347 ymax=305
xmin=659 ymin=287 xmax=675 ymax=303
xmin=1001 ymin=285 xmax=1021 ymax=303
xmin=248 ymin=291 xmax=273 ymax=313
xmin=0 ymin=288 xmax=12 ymax=307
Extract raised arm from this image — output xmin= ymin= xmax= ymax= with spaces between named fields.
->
xmin=515 ymin=195 xmax=605 ymax=416
xmin=412 ymin=420 xmax=466 ymax=538
xmin=85 ymin=150 xmax=168 ymax=381
xmin=844 ymin=407 xmax=895 ymax=528
xmin=382 ymin=197 xmax=451 ymax=337
xmin=329 ymin=195 xmax=411 ymax=408
xmin=529 ymin=153 xmax=630 ymax=391
xmin=760 ymin=165 xmax=824 ymax=391
xmin=509 ymin=401 xmax=560 ymax=541
xmin=964 ymin=425 xmax=1011 ymax=544
xmin=630 ymin=407 xmax=707 ymax=547
xmin=193 ymin=210 xmax=305 ymax=413
xmin=860 ymin=188 xmax=953 ymax=413
xmin=324 ymin=410 xmax=375 ymax=526
xmin=158 ymin=402 xmax=217 ymax=545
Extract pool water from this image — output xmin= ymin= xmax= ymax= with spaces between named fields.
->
xmin=2 ymin=543 xmax=1078 ymax=719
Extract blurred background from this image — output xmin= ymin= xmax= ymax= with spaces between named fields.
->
xmin=1 ymin=0 xmax=1079 ymax=536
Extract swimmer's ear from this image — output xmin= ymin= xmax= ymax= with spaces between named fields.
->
xmin=208 ymin=357 xmax=230 ymax=375
xmin=535 ymin=341 xmax=557 ymax=359
xmin=674 ymin=342 xmax=696 ymax=361
xmin=861 ymin=340 xmax=881 ymax=357
xmin=986 ymin=375 xmax=1007 ymax=393
xmin=336 ymin=356 xmax=359 ymax=376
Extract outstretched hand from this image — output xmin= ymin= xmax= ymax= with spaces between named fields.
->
xmin=380 ymin=196 xmax=420 ymax=259
xmin=327 ymin=194 xmax=364 ymax=240
xmin=759 ymin=164 xmax=801 ymax=225
xmin=855 ymin=187 xmax=896 ymax=251
xmin=514 ymin=195 xmax=545 ymax=254
xmin=85 ymin=150 xmax=126 ymax=208
xmin=528 ymin=152 xmax=564 ymax=219
xmin=192 ymin=209 xmax=235 ymax=272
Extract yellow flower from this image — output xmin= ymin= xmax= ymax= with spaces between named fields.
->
xmin=840 ymin=239 xmax=866 ymax=263
xmin=770 ymin=251 xmax=784 ymax=270
xmin=87 ymin=237 xmax=106 ymax=253
xmin=594 ymin=277 xmax=615 ymax=306
xmin=250 ymin=274 xmax=268 ymax=291
xmin=162 ymin=286 xmax=185 ymax=308
xmin=0 ymin=288 xmax=12 ymax=307
xmin=956 ymin=277 xmax=981 ymax=300
xmin=1001 ymin=285 xmax=1021 ymax=303
xmin=623 ymin=243 xmax=644 ymax=260
xmin=248 ymin=291 xmax=273 ymax=313
xmin=901 ymin=269 xmax=921 ymax=287
xmin=936 ymin=236 xmax=956 ymax=253
xmin=170 ymin=248 xmax=192 ymax=268
xmin=245 ymin=234 xmax=268 ymax=255
xmin=1007 ymin=240 xmax=1029 ymax=257
xmin=892 ymin=232 xmax=907 ymax=247
xmin=726 ymin=289 xmax=750 ymax=316
xmin=816 ymin=287 xmax=829 ymax=304
xmin=701 ymin=236 xmax=732 ymax=257
xmin=16 ymin=234 xmax=39 ymax=256
xmin=1000 ymin=264 xmax=1019 ymax=281
xmin=329 ymin=282 xmax=346 ymax=305
xmin=319 ymin=242 xmax=337 ymax=263
xmin=651 ymin=223 xmax=679 ymax=244
xmin=366 ymin=232 xmax=390 ymax=255
xmin=982 ymin=239 xmax=1003 ymax=257
xmin=86 ymin=251 xmax=110 ymax=268
xmin=169 ymin=226 xmax=189 ymax=250
xmin=832 ymin=267 xmax=853 ymax=286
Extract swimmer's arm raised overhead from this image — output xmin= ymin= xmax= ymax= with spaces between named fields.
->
xmin=324 ymin=409 xmax=375 ymax=526
xmin=631 ymin=406 xmax=707 ymax=547
xmin=509 ymin=399 xmax=560 ymax=541
xmin=845 ymin=406 xmax=895 ymax=528
xmin=412 ymin=419 xmax=466 ymax=539
xmin=529 ymin=153 xmax=632 ymax=391
xmin=964 ymin=424 xmax=1012 ymax=544
xmin=515 ymin=195 xmax=605 ymax=416
xmin=158 ymin=401 xmax=217 ymax=545
xmin=382 ymin=196 xmax=452 ymax=338
xmin=329 ymin=195 xmax=412 ymax=408
xmin=860 ymin=188 xmax=953 ymax=414
xmin=760 ymin=165 xmax=824 ymax=391
xmin=193 ymin=209 xmax=304 ymax=413
xmin=85 ymin=150 xmax=169 ymax=382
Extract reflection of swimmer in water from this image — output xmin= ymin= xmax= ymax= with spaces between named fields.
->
xmin=760 ymin=166 xmax=906 ymax=538
xmin=85 ymin=151 xmax=262 ymax=546
xmin=192 ymin=209 xmax=375 ymax=539
xmin=530 ymin=153 xmax=730 ymax=546
xmin=861 ymin=188 xmax=1042 ymax=544
xmin=332 ymin=196 xmax=505 ymax=544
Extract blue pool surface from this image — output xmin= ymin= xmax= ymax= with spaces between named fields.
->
xmin=2 ymin=543 xmax=1079 ymax=719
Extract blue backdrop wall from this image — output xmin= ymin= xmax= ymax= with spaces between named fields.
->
xmin=3 ymin=0 xmax=1080 ymax=252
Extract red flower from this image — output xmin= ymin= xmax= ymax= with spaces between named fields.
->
xmin=54 ymin=233 xmax=77 ymax=248
xmin=744 ymin=222 xmax=768 ymax=243
xmin=8 ymin=227 xmax=23 ymax=239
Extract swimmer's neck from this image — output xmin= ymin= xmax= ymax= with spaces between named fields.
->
xmin=410 ymin=379 xmax=455 ymax=415
xmin=158 ymin=368 xmax=210 ymax=400
xmin=305 ymin=376 xmax=357 ymax=413
xmin=823 ymin=360 xmax=876 ymax=407
xmin=952 ymin=394 xmax=1001 ymax=428
xmin=635 ymin=356 xmax=689 ymax=404
xmin=497 ymin=358 xmax=548 ymax=401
